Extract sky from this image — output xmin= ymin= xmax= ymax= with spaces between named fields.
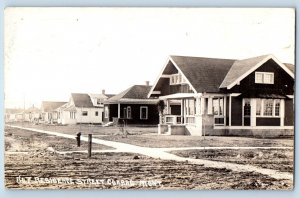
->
xmin=4 ymin=8 xmax=295 ymax=109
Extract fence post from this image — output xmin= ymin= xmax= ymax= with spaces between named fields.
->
xmin=88 ymin=134 xmax=92 ymax=158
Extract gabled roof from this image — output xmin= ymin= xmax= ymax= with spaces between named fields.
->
xmin=170 ymin=55 xmax=236 ymax=92
xmin=219 ymin=55 xmax=269 ymax=88
xmin=107 ymin=85 xmax=158 ymax=104
xmin=149 ymin=54 xmax=295 ymax=96
xmin=41 ymin=101 xmax=67 ymax=112
xmin=284 ymin=63 xmax=295 ymax=73
xmin=220 ymin=54 xmax=294 ymax=89
xmin=71 ymin=93 xmax=95 ymax=108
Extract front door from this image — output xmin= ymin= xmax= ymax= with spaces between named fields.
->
xmin=243 ymin=99 xmax=251 ymax=126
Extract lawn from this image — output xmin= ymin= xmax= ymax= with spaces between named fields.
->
xmin=169 ymin=149 xmax=294 ymax=173
xmin=99 ymin=135 xmax=293 ymax=148
xmin=9 ymin=122 xmax=157 ymax=136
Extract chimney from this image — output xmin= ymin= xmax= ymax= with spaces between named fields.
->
xmin=145 ymin=81 xmax=150 ymax=86
xmin=102 ymin=89 xmax=105 ymax=95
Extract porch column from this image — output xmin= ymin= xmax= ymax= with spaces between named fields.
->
xmin=224 ymin=96 xmax=227 ymax=125
xmin=229 ymin=95 xmax=232 ymax=126
xmin=195 ymin=97 xmax=201 ymax=115
xmin=250 ymin=98 xmax=256 ymax=127
xmin=166 ymin=100 xmax=170 ymax=114
xmin=117 ymin=103 xmax=120 ymax=118
xmin=181 ymin=99 xmax=184 ymax=124
xmin=195 ymin=96 xmax=203 ymax=136
xmin=183 ymin=99 xmax=186 ymax=124
xmin=280 ymin=99 xmax=285 ymax=127
xmin=200 ymin=96 xmax=205 ymax=115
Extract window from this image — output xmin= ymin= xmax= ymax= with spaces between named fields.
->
xmin=70 ymin=112 xmax=76 ymax=119
xmin=95 ymin=111 xmax=98 ymax=116
xmin=275 ymin=100 xmax=280 ymax=116
xmin=213 ymin=99 xmax=219 ymax=115
xmin=127 ymin=106 xmax=132 ymax=119
xmin=212 ymin=98 xmax=224 ymax=116
xmin=170 ymin=73 xmax=187 ymax=85
xmin=256 ymin=99 xmax=281 ymax=117
xmin=244 ymin=99 xmax=251 ymax=116
xmin=82 ymin=111 xmax=88 ymax=116
xmin=255 ymin=72 xmax=274 ymax=84
xmin=104 ymin=106 xmax=109 ymax=118
xmin=97 ymin=98 xmax=103 ymax=105
xmin=256 ymin=99 xmax=262 ymax=116
xmin=140 ymin=106 xmax=148 ymax=119
xmin=263 ymin=99 xmax=273 ymax=116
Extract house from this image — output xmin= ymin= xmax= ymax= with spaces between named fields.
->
xmin=57 ymin=93 xmax=109 ymax=125
xmin=41 ymin=101 xmax=67 ymax=124
xmin=5 ymin=108 xmax=24 ymax=122
xmin=23 ymin=106 xmax=41 ymax=122
xmin=103 ymin=84 xmax=159 ymax=126
xmin=148 ymin=54 xmax=294 ymax=137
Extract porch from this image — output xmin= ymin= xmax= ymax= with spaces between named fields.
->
xmin=158 ymin=93 xmax=204 ymax=136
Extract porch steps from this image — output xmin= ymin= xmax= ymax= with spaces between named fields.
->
xmin=185 ymin=125 xmax=202 ymax=136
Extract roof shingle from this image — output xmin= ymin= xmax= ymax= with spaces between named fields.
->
xmin=71 ymin=93 xmax=94 ymax=108
xmin=41 ymin=101 xmax=67 ymax=112
xmin=219 ymin=55 xmax=270 ymax=88
xmin=107 ymin=85 xmax=154 ymax=103
xmin=170 ymin=55 xmax=236 ymax=93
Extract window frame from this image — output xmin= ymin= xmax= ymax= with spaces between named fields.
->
xmin=140 ymin=106 xmax=148 ymax=120
xmin=255 ymin=72 xmax=274 ymax=84
xmin=256 ymin=98 xmax=281 ymax=118
xmin=82 ymin=111 xmax=88 ymax=116
xmin=104 ymin=106 xmax=109 ymax=118
xmin=127 ymin=106 xmax=132 ymax=119
xmin=212 ymin=97 xmax=224 ymax=117
xmin=170 ymin=73 xmax=188 ymax=85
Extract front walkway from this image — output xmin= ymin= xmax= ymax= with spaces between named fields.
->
xmin=8 ymin=125 xmax=293 ymax=181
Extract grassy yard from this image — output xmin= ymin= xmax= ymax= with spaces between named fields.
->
xmin=99 ymin=135 xmax=293 ymax=148
xmin=169 ymin=149 xmax=294 ymax=173
xmin=9 ymin=122 xmax=157 ymax=135
xmin=5 ymin=127 xmax=114 ymax=152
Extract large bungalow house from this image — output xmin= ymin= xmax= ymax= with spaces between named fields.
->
xmin=41 ymin=101 xmax=67 ymax=124
xmin=148 ymin=54 xmax=294 ymax=137
xmin=57 ymin=93 xmax=111 ymax=125
xmin=104 ymin=84 xmax=159 ymax=126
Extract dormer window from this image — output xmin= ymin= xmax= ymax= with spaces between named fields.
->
xmin=255 ymin=72 xmax=274 ymax=84
xmin=96 ymin=98 xmax=104 ymax=105
xmin=170 ymin=73 xmax=187 ymax=85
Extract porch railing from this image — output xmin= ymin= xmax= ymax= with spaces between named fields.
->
xmin=185 ymin=116 xmax=195 ymax=124
xmin=164 ymin=115 xmax=196 ymax=125
xmin=165 ymin=115 xmax=183 ymax=124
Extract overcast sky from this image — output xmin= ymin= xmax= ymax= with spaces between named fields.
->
xmin=4 ymin=8 xmax=295 ymax=108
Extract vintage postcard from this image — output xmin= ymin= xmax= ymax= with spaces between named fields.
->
xmin=4 ymin=7 xmax=295 ymax=189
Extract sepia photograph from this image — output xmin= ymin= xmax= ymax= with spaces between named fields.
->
xmin=4 ymin=7 xmax=295 ymax=190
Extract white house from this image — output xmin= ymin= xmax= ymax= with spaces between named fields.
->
xmin=57 ymin=92 xmax=113 ymax=125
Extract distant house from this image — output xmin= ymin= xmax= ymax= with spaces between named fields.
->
xmin=148 ymin=54 xmax=294 ymax=137
xmin=23 ymin=106 xmax=41 ymax=122
xmin=5 ymin=108 xmax=24 ymax=122
xmin=41 ymin=101 xmax=67 ymax=124
xmin=57 ymin=93 xmax=111 ymax=125
xmin=103 ymin=84 xmax=159 ymax=126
